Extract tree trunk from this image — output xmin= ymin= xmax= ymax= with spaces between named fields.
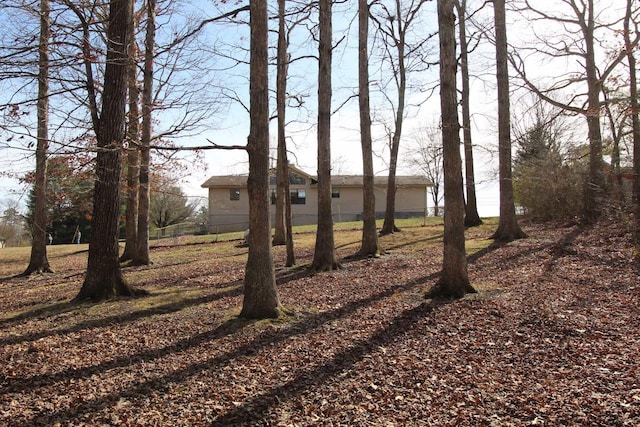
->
xmin=490 ymin=0 xmax=526 ymax=242
xmin=120 ymin=0 xmax=140 ymax=263
xmin=277 ymin=0 xmax=296 ymax=266
xmin=241 ymin=0 xmax=282 ymax=319
xmin=23 ymin=0 xmax=52 ymax=276
xmin=312 ymin=0 xmax=341 ymax=271
xmin=457 ymin=0 xmax=482 ymax=227
xmin=380 ymin=0 xmax=407 ymax=236
xmin=625 ymin=0 xmax=640 ymax=265
xmin=582 ymin=0 xmax=605 ymax=223
xmin=426 ymin=0 xmax=475 ymax=299
xmin=133 ymin=0 xmax=155 ymax=266
xmin=273 ymin=0 xmax=288 ymax=247
xmin=284 ymin=170 xmax=295 ymax=266
xmin=357 ymin=0 xmax=383 ymax=258
xmin=75 ymin=0 xmax=138 ymax=302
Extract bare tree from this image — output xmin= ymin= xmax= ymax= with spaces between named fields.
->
xmin=273 ymin=26 xmax=288 ymax=250
xmin=426 ymin=0 xmax=475 ymax=299
xmin=624 ymin=0 xmax=640 ymax=264
xmin=510 ymin=0 xmax=639 ymax=222
xmin=120 ymin=0 xmax=140 ymax=262
xmin=491 ymin=0 xmax=526 ymax=242
xmin=312 ymin=0 xmax=341 ymax=271
xmin=357 ymin=0 xmax=383 ymax=258
xmin=455 ymin=0 xmax=482 ymax=227
xmin=23 ymin=0 xmax=52 ymax=276
xmin=132 ymin=0 xmax=155 ymax=266
xmin=240 ymin=0 xmax=282 ymax=319
xmin=405 ymin=124 xmax=444 ymax=216
xmin=74 ymin=0 xmax=141 ymax=301
xmin=273 ymin=0 xmax=296 ymax=269
xmin=369 ymin=0 xmax=433 ymax=236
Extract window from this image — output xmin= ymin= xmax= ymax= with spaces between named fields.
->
xmin=230 ymin=189 xmax=240 ymax=201
xmin=291 ymin=189 xmax=306 ymax=204
xmin=269 ymin=172 xmax=307 ymax=186
xmin=271 ymin=189 xmax=276 ymax=205
xmin=331 ymin=188 xmax=340 ymax=198
xmin=290 ymin=173 xmax=306 ymax=185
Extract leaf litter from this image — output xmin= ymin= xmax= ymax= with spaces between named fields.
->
xmin=0 ymin=219 xmax=638 ymax=426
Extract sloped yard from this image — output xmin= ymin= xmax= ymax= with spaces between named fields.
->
xmin=0 ymin=219 xmax=638 ymax=426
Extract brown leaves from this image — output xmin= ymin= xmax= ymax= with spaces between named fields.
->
xmin=0 ymin=220 xmax=639 ymax=425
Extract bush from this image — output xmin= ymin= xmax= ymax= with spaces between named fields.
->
xmin=514 ymin=153 xmax=586 ymax=220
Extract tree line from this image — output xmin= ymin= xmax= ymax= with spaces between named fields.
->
xmin=0 ymin=0 xmax=638 ymax=318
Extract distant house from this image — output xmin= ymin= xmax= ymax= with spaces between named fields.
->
xmin=201 ymin=165 xmax=432 ymax=233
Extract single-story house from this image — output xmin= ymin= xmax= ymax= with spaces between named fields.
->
xmin=201 ymin=165 xmax=432 ymax=233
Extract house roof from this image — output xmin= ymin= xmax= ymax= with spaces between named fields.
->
xmin=330 ymin=175 xmax=430 ymax=187
xmin=201 ymin=165 xmax=432 ymax=188
xmin=201 ymin=175 xmax=247 ymax=188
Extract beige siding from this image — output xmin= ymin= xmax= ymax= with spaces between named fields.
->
xmin=208 ymin=187 xmax=251 ymax=233
xmin=204 ymin=168 xmax=430 ymax=233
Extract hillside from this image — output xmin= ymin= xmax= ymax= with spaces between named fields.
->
xmin=0 ymin=219 xmax=638 ymax=426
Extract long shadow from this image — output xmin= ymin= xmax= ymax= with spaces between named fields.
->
xmin=384 ymin=233 xmax=445 ymax=251
xmin=1 ymin=263 xmax=311 ymax=347
xmin=210 ymin=301 xmax=437 ymax=426
xmin=335 ymin=240 xmax=361 ymax=250
xmin=0 ymin=279 xmax=244 ymax=347
xmin=0 ymin=256 xmax=249 ymax=329
xmin=7 ymin=227 xmax=588 ymax=424
xmin=207 ymin=229 xmax=589 ymax=424
xmin=467 ymin=240 xmax=508 ymax=264
xmin=275 ymin=266 xmax=315 ymax=287
xmin=542 ymin=225 xmax=585 ymax=274
xmin=10 ymin=270 xmax=441 ymax=426
xmin=466 ymin=225 xmax=584 ymax=268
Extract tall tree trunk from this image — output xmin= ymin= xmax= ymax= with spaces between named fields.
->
xmin=241 ymin=0 xmax=282 ymax=319
xmin=273 ymin=0 xmax=288 ymax=247
xmin=312 ymin=0 xmax=341 ymax=271
xmin=120 ymin=0 xmax=140 ymax=262
xmin=625 ymin=0 xmax=640 ymax=265
xmin=278 ymin=0 xmax=296 ymax=266
xmin=426 ymin=0 xmax=475 ymax=299
xmin=490 ymin=0 xmax=526 ymax=242
xmin=357 ymin=0 xmax=383 ymax=258
xmin=582 ymin=0 xmax=606 ymax=222
xmin=133 ymin=0 xmax=155 ymax=266
xmin=75 ymin=0 xmax=138 ymax=301
xmin=24 ymin=0 xmax=52 ymax=276
xmin=456 ymin=0 xmax=482 ymax=227
xmin=380 ymin=0 xmax=407 ymax=236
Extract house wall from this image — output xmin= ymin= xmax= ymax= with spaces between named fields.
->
xmin=207 ymin=187 xmax=251 ymax=233
xmin=208 ymin=182 xmax=427 ymax=234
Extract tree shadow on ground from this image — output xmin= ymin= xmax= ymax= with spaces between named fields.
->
xmin=6 ymin=225 xmax=588 ymax=425
xmin=384 ymin=233 xmax=444 ymax=251
xmin=0 ymin=279 xmax=244 ymax=347
xmin=9 ymin=269 xmax=443 ymax=426
xmin=209 ymin=301 xmax=437 ymax=426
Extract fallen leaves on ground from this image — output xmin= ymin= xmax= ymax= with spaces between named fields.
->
xmin=0 ymin=219 xmax=638 ymax=426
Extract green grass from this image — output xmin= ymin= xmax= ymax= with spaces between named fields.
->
xmin=0 ymin=216 xmax=498 ymax=279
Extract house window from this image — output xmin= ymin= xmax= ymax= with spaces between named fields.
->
xmin=271 ymin=189 xmax=276 ymax=205
xmin=269 ymin=172 xmax=307 ymax=186
xmin=230 ymin=189 xmax=240 ymax=201
xmin=331 ymin=188 xmax=340 ymax=198
xmin=290 ymin=173 xmax=306 ymax=185
xmin=291 ymin=189 xmax=306 ymax=204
